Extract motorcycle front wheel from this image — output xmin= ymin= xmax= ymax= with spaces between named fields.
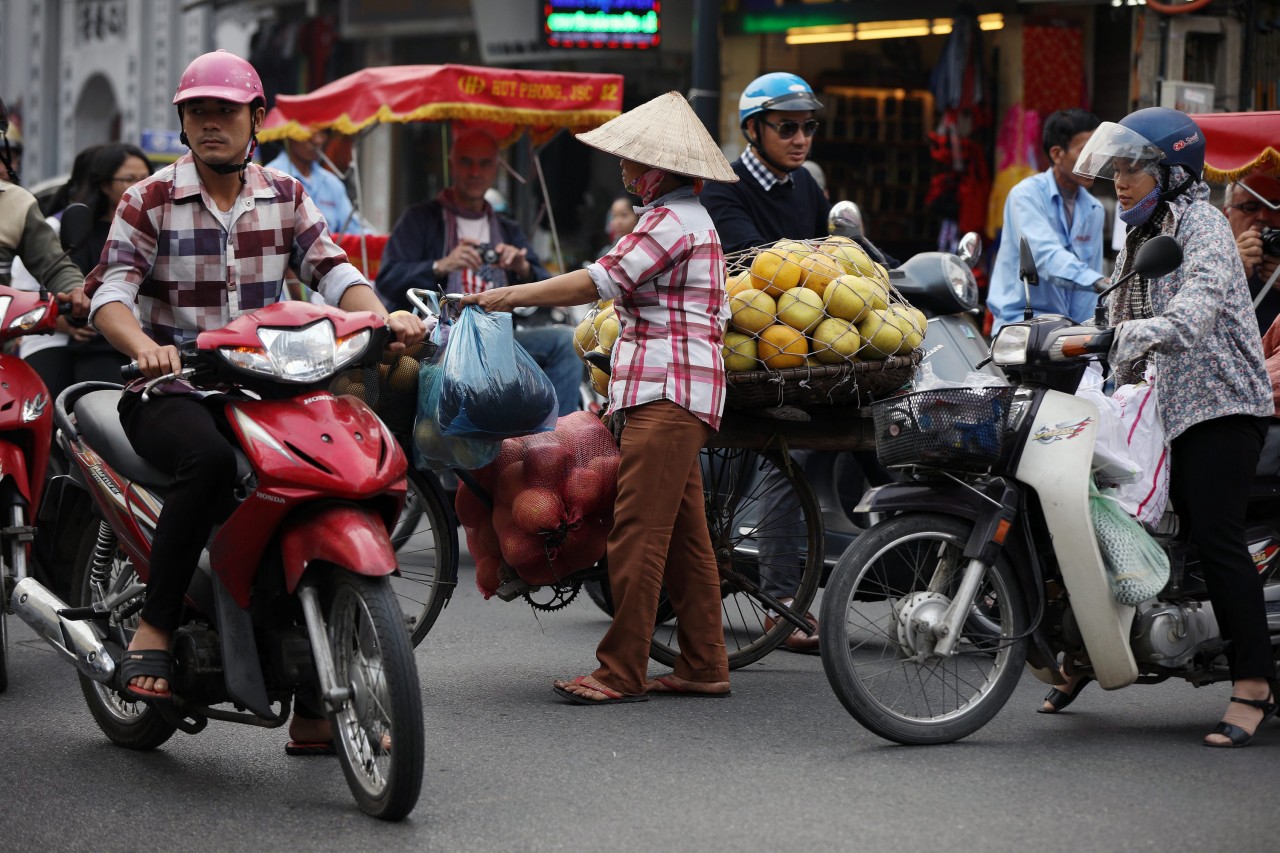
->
xmin=71 ymin=519 xmax=177 ymax=750
xmin=321 ymin=568 xmax=424 ymax=821
xmin=820 ymin=512 xmax=1027 ymax=745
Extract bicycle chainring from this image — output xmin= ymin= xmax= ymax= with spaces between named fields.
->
xmin=524 ymin=582 xmax=580 ymax=612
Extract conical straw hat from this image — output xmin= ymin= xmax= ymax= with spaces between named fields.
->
xmin=576 ymin=92 xmax=738 ymax=184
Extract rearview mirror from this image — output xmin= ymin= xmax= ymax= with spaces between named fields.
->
xmin=828 ymin=200 xmax=864 ymax=239
xmin=1132 ymin=235 xmax=1182 ymax=280
xmin=1018 ymin=237 xmax=1038 ymax=287
xmin=59 ymin=203 xmax=94 ymax=254
xmin=957 ymin=232 xmax=982 ymax=268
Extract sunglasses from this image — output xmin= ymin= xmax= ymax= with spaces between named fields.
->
xmin=1228 ymin=201 xmax=1280 ymax=216
xmin=762 ymin=118 xmax=820 ymax=140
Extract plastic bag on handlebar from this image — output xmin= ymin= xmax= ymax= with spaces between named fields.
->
xmin=1089 ymin=482 xmax=1170 ymax=606
xmin=437 ymin=305 xmax=557 ymax=440
xmin=412 ymin=357 xmax=502 ymax=471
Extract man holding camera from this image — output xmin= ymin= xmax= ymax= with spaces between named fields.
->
xmin=376 ymin=127 xmax=579 ymax=415
xmin=1225 ymin=170 xmax=1280 ymax=332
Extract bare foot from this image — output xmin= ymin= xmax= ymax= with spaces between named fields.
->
xmin=646 ymin=673 xmax=731 ymax=696
xmin=1204 ymin=678 xmax=1273 ymax=747
xmin=125 ymin=619 xmax=172 ymax=696
xmin=552 ymin=675 xmax=616 ymax=701
xmin=288 ymin=715 xmax=331 ymax=744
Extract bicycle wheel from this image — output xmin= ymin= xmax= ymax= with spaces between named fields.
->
xmin=323 ymin=569 xmax=424 ymax=821
xmin=649 ymin=447 xmax=823 ymax=670
xmin=390 ymin=467 xmax=458 ymax=646
xmin=72 ymin=519 xmax=177 ymax=750
xmin=819 ymin=512 xmax=1028 ymax=745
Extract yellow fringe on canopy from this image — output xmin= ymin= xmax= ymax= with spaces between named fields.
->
xmin=258 ymin=102 xmax=622 ymax=145
xmin=1203 ymin=148 xmax=1280 ymax=184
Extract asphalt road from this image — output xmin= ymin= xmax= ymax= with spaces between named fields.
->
xmin=1 ymin=548 xmax=1276 ymax=853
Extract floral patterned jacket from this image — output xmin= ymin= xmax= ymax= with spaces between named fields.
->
xmin=1108 ymin=181 xmax=1272 ymax=441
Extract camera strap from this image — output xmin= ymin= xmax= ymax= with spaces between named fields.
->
xmin=1252 ymin=265 xmax=1280 ymax=311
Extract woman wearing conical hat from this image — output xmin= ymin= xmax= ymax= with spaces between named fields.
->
xmin=464 ymin=91 xmax=738 ymax=704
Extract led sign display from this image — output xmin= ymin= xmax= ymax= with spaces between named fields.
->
xmin=544 ymin=1 xmax=660 ymax=49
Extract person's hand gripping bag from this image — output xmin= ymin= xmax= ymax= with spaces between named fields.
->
xmin=437 ymin=305 xmax=558 ymax=441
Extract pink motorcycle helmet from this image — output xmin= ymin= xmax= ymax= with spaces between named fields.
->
xmin=173 ymin=50 xmax=263 ymax=105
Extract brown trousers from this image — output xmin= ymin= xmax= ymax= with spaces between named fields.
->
xmin=592 ymin=400 xmax=729 ymax=695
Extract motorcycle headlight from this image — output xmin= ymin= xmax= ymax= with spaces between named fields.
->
xmin=9 ymin=305 xmax=47 ymax=332
xmin=218 ymin=321 xmax=371 ymax=383
xmin=990 ymin=325 xmax=1031 ymax=366
xmin=941 ymin=255 xmax=978 ymax=310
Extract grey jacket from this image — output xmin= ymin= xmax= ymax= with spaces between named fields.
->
xmin=1109 ymin=181 xmax=1272 ymax=441
xmin=0 ymin=181 xmax=82 ymax=295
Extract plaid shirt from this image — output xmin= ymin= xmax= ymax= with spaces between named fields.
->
xmin=586 ymin=187 xmax=727 ymax=430
xmin=86 ymin=154 xmax=365 ymax=346
xmin=742 ymin=146 xmax=790 ymax=192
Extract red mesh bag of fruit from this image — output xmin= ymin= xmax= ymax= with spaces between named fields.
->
xmin=457 ymin=411 xmax=620 ymax=598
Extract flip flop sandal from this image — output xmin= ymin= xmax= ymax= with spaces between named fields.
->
xmin=117 ymin=648 xmax=174 ymax=702
xmin=552 ymin=676 xmax=648 ymax=706
xmin=285 ymin=741 xmax=337 ymax=757
xmin=648 ymin=675 xmax=731 ymax=698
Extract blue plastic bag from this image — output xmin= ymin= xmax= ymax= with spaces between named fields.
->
xmin=413 ymin=358 xmax=502 ymax=471
xmin=437 ymin=306 xmax=558 ymax=441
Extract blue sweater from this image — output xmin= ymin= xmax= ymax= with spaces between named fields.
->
xmin=700 ymin=158 xmax=828 ymax=254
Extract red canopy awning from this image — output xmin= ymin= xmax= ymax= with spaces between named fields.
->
xmin=1193 ymin=111 xmax=1280 ymax=183
xmin=259 ymin=64 xmax=624 ymax=147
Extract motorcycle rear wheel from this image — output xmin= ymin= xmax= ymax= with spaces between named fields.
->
xmin=321 ymin=568 xmax=424 ymax=821
xmin=820 ymin=512 xmax=1027 ymax=745
xmin=648 ymin=447 xmax=823 ymax=670
xmin=390 ymin=467 xmax=458 ymax=646
xmin=72 ymin=520 xmax=177 ymax=750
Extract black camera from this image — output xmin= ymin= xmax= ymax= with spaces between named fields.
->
xmin=1262 ymin=228 xmax=1280 ymax=257
xmin=476 ymin=243 xmax=500 ymax=265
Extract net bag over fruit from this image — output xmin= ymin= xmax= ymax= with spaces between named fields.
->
xmin=331 ymin=340 xmax=437 ymax=435
xmin=457 ymin=411 xmax=620 ymax=598
xmin=719 ymin=237 xmax=924 ymax=404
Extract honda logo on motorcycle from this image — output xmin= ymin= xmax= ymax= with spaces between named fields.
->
xmin=1031 ymin=417 xmax=1092 ymax=445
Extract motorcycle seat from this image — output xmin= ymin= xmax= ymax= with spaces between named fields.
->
xmin=73 ymin=390 xmax=252 ymax=490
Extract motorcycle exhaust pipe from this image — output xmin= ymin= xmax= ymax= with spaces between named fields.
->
xmin=11 ymin=578 xmax=116 ymax=684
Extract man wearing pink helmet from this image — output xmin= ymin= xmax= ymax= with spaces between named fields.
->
xmin=85 ymin=50 xmax=422 ymax=753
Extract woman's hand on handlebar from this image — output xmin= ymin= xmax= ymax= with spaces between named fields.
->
xmin=385 ymin=310 xmax=426 ymax=354
xmin=132 ymin=344 xmax=183 ymax=380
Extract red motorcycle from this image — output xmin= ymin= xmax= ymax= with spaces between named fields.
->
xmin=12 ymin=300 xmax=424 ymax=820
xmin=0 ymin=283 xmax=59 ymax=692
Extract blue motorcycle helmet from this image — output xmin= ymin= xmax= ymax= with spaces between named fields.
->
xmin=1074 ymin=107 xmax=1205 ymax=195
xmin=739 ymin=73 xmax=823 ymax=130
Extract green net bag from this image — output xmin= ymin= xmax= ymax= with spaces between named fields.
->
xmin=1089 ymin=483 xmax=1170 ymax=606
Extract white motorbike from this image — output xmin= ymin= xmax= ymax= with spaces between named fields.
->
xmin=819 ymin=235 xmax=1280 ymax=744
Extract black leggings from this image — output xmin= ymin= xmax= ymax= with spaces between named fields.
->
xmin=119 ymin=393 xmax=239 ymax=632
xmin=1170 ymin=414 xmax=1275 ymax=682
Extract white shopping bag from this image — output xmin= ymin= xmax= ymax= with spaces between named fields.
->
xmin=1078 ymin=364 xmax=1169 ymax=527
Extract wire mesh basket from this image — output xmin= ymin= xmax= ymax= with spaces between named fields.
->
xmin=871 ymin=386 xmax=1015 ymax=471
xmin=331 ymin=340 xmax=437 ymax=436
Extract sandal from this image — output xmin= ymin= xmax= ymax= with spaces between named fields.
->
xmin=552 ymin=675 xmax=647 ymax=706
xmin=1204 ymin=695 xmax=1278 ymax=748
xmin=647 ymin=675 xmax=731 ymax=698
xmin=117 ymin=648 xmax=174 ymax=701
xmin=1038 ymin=676 xmax=1093 ymax=714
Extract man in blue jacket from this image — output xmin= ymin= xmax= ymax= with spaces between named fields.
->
xmin=376 ymin=128 xmax=578 ymax=415
xmin=986 ymin=109 xmax=1106 ymax=332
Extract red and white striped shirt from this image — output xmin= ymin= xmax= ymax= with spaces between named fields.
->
xmin=586 ymin=188 xmax=727 ymax=430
